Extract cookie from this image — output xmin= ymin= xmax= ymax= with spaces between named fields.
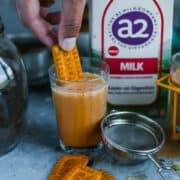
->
xmin=49 ymin=154 xmax=89 ymax=179
xmin=52 ymin=45 xmax=83 ymax=81
xmin=63 ymin=166 xmax=102 ymax=180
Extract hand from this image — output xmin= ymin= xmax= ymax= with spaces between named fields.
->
xmin=16 ymin=0 xmax=86 ymax=50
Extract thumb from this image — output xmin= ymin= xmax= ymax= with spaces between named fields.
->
xmin=58 ymin=0 xmax=86 ymax=51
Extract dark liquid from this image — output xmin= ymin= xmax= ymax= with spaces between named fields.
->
xmin=0 ymin=83 xmax=26 ymax=154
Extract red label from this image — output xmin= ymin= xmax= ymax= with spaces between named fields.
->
xmin=108 ymin=46 xmax=119 ymax=56
xmin=107 ymin=58 xmax=158 ymax=74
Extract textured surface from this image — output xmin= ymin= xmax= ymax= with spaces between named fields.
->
xmin=0 ymin=85 xmax=179 ymax=180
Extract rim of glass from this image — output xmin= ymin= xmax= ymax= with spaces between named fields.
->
xmin=48 ymin=60 xmax=109 ymax=83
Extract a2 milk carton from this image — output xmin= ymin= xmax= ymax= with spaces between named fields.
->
xmin=90 ymin=0 xmax=174 ymax=116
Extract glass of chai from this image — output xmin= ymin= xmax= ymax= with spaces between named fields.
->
xmin=49 ymin=57 xmax=109 ymax=151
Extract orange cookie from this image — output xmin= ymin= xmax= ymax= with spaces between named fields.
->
xmin=52 ymin=45 xmax=83 ymax=81
xmin=48 ymin=175 xmax=60 ymax=180
xmin=63 ymin=166 xmax=102 ymax=180
xmin=48 ymin=154 xmax=89 ymax=180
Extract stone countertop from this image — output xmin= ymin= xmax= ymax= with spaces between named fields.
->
xmin=0 ymin=85 xmax=179 ymax=180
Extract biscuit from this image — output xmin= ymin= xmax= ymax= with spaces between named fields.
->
xmin=63 ymin=166 xmax=102 ymax=180
xmin=52 ymin=45 xmax=83 ymax=81
xmin=48 ymin=154 xmax=89 ymax=179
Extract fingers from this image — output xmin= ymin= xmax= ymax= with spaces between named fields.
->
xmin=16 ymin=0 xmax=86 ymax=49
xmin=29 ymin=17 xmax=54 ymax=47
xmin=48 ymin=28 xmax=58 ymax=44
xmin=58 ymin=0 xmax=86 ymax=51
xmin=16 ymin=0 xmax=54 ymax=47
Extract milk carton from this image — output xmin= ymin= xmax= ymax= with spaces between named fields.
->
xmin=90 ymin=0 xmax=174 ymax=113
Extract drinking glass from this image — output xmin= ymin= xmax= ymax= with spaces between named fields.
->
xmin=49 ymin=57 xmax=109 ymax=151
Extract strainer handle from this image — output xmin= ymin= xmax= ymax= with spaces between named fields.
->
xmin=148 ymin=154 xmax=180 ymax=180
xmin=158 ymin=168 xmax=180 ymax=180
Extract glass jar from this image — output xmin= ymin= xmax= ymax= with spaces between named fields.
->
xmin=0 ymin=17 xmax=28 ymax=155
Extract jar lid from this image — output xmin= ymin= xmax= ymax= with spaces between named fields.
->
xmin=0 ymin=57 xmax=14 ymax=89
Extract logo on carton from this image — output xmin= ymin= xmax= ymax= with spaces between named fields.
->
xmin=108 ymin=46 xmax=119 ymax=56
xmin=108 ymin=8 xmax=157 ymax=49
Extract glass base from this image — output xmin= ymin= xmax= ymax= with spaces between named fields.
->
xmin=59 ymin=139 xmax=103 ymax=154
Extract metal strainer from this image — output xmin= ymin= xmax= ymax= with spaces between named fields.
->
xmin=101 ymin=112 xmax=180 ymax=180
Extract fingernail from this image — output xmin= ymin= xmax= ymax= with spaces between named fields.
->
xmin=60 ymin=37 xmax=76 ymax=51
